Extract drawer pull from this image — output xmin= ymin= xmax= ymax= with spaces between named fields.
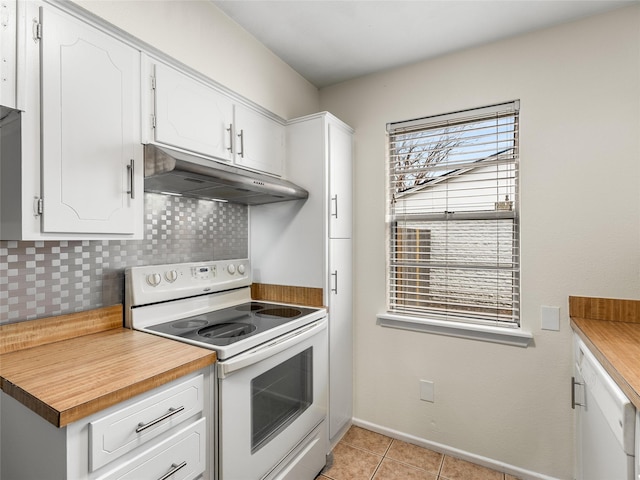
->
xmin=136 ymin=406 xmax=185 ymax=433
xmin=158 ymin=461 xmax=187 ymax=480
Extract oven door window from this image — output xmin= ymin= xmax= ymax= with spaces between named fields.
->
xmin=251 ymin=346 xmax=313 ymax=453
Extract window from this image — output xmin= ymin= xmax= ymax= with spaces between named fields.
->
xmin=385 ymin=101 xmax=520 ymax=328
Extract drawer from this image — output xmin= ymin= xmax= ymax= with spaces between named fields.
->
xmin=97 ymin=417 xmax=206 ymax=480
xmin=90 ymin=375 xmax=204 ymax=471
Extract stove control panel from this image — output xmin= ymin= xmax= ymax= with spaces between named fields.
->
xmin=193 ymin=265 xmax=215 ymax=280
xmin=126 ymin=259 xmax=251 ymax=306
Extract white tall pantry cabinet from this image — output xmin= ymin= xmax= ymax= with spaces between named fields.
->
xmin=250 ymin=112 xmax=354 ymax=446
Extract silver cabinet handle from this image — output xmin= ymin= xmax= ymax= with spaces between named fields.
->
xmin=127 ymin=159 xmax=135 ymax=199
xmin=226 ymin=124 xmax=233 ymax=153
xmin=331 ymin=195 xmax=338 ymax=218
xmin=158 ymin=461 xmax=187 ymax=480
xmin=331 ymin=270 xmax=338 ymax=294
xmin=571 ymin=376 xmax=584 ymax=409
xmin=135 ymin=406 xmax=185 ymax=433
xmin=237 ymin=129 xmax=244 ymax=158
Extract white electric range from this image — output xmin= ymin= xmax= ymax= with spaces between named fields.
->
xmin=125 ymin=259 xmax=328 ymax=480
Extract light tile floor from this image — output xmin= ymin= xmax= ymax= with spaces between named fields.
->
xmin=316 ymin=426 xmax=520 ymax=480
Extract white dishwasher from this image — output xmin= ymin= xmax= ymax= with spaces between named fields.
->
xmin=573 ymin=336 xmax=636 ymax=480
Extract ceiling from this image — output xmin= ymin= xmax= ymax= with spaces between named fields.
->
xmin=212 ymin=0 xmax=637 ymax=88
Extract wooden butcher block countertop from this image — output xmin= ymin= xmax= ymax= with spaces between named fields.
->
xmin=569 ymin=296 xmax=640 ymax=410
xmin=0 ymin=305 xmax=216 ymax=428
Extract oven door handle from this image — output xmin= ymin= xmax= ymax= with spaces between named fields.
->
xmin=217 ymin=317 xmax=327 ymax=378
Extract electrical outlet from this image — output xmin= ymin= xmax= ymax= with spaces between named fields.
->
xmin=420 ymin=380 xmax=434 ymax=403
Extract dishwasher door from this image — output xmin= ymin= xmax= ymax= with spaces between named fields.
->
xmin=574 ymin=336 xmax=636 ymax=480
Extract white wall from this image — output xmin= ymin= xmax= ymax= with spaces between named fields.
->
xmin=319 ymin=5 xmax=640 ymax=479
xmin=73 ymin=0 xmax=320 ymax=120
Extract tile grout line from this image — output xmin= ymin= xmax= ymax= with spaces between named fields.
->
xmin=436 ymin=454 xmax=445 ymax=479
xmin=368 ymin=455 xmax=384 ymax=480
xmin=366 ymin=438 xmax=394 ymax=480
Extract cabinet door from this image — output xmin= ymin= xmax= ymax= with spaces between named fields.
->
xmin=328 ymin=238 xmax=353 ymax=440
xmin=40 ymin=7 xmax=140 ymax=234
xmin=0 ymin=0 xmax=17 ymax=109
xmin=328 ymin=123 xmax=353 ymax=239
xmin=234 ymin=104 xmax=284 ymax=176
xmin=153 ymin=62 xmax=234 ymax=162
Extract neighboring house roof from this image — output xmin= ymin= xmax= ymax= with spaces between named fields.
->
xmin=395 ymin=147 xmax=515 ymax=200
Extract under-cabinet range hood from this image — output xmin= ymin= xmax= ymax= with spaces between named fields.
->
xmin=143 ymin=144 xmax=308 ymax=205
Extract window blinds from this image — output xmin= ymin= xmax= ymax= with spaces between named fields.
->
xmin=386 ymin=101 xmax=520 ymax=327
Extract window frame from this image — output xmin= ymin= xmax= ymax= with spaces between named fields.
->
xmin=378 ymin=101 xmax=531 ymax=347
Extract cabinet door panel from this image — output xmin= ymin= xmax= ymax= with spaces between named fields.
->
xmin=0 ymin=0 xmax=17 ymax=109
xmin=328 ymin=124 xmax=353 ymax=239
xmin=329 ymin=238 xmax=353 ymax=439
xmin=234 ymin=104 xmax=284 ymax=176
xmin=154 ymin=62 xmax=233 ymax=162
xmin=40 ymin=8 xmax=139 ymax=234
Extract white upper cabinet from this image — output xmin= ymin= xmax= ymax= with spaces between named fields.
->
xmin=328 ymin=124 xmax=353 ymax=239
xmin=1 ymin=0 xmax=18 ymax=109
xmin=40 ymin=6 xmax=142 ymax=235
xmin=145 ymin=57 xmax=285 ymax=177
xmin=234 ymin=103 xmax=284 ymax=177
xmin=151 ymin=62 xmax=234 ymax=162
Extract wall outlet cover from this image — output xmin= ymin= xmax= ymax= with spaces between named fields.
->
xmin=420 ymin=380 xmax=434 ymax=403
xmin=541 ymin=306 xmax=561 ymax=331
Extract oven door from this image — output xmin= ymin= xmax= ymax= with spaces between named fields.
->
xmin=217 ymin=317 xmax=328 ymax=480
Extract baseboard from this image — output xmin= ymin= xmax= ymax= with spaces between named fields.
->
xmin=351 ymin=418 xmax=562 ymax=480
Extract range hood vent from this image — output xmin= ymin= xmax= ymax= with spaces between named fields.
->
xmin=143 ymin=144 xmax=308 ymax=205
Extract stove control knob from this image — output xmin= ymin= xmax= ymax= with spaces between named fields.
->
xmin=237 ymin=264 xmax=246 ymax=275
xmin=227 ymin=264 xmax=236 ymax=275
xmin=165 ymin=270 xmax=178 ymax=283
xmin=147 ymin=273 xmax=162 ymax=287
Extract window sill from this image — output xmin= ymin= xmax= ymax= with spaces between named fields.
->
xmin=376 ymin=313 xmax=533 ymax=347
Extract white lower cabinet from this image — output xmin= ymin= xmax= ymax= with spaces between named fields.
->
xmin=636 ymin=411 xmax=640 ymax=479
xmin=97 ymin=418 xmax=206 ymax=480
xmin=89 ymin=375 xmax=204 ymax=471
xmin=328 ymin=238 xmax=353 ymax=439
xmin=0 ymin=370 xmax=212 ymax=480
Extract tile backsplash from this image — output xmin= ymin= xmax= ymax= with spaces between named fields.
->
xmin=0 ymin=193 xmax=248 ymax=324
